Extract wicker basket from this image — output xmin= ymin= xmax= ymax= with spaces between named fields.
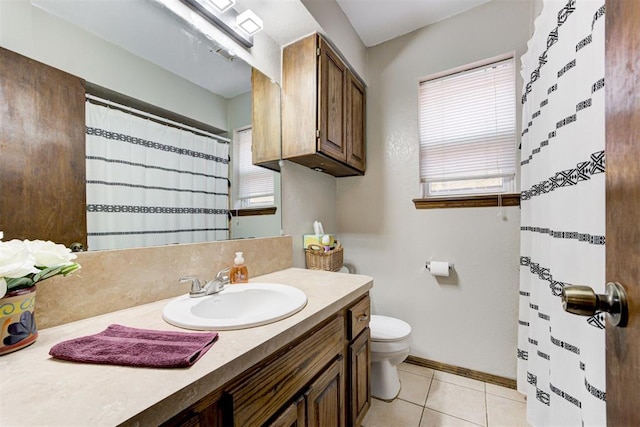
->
xmin=305 ymin=242 xmax=344 ymax=272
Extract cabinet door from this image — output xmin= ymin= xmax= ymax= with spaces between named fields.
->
xmin=349 ymin=328 xmax=371 ymax=426
xmin=0 ymin=47 xmax=87 ymax=248
xmin=251 ymin=67 xmax=282 ymax=172
xmin=268 ymin=396 xmax=306 ymax=427
xmin=306 ymin=357 xmax=345 ymax=427
xmin=161 ymin=393 xmax=229 ymax=427
xmin=346 ymin=71 xmax=366 ymax=172
xmin=318 ymin=38 xmax=347 ymax=162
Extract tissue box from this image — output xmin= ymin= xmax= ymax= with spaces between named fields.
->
xmin=303 ymin=234 xmax=335 ymax=248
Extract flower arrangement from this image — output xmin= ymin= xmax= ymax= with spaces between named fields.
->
xmin=0 ymin=231 xmax=81 ymax=299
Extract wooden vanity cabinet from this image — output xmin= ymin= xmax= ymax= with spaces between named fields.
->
xmin=164 ymin=293 xmax=370 ymax=427
xmin=282 ymin=33 xmax=366 ymax=177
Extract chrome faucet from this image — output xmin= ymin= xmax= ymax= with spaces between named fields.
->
xmin=180 ymin=268 xmax=231 ymax=298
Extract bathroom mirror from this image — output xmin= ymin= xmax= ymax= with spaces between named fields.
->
xmin=0 ymin=0 xmax=283 ymax=249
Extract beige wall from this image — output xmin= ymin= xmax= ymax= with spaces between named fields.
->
xmin=336 ymin=0 xmax=536 ymax=378
xmin=282 ymin=161 xmax=337 ymax=268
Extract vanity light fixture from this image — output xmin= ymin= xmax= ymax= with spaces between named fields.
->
xmin=204 ymin=0 xmax=235 ymax=13
xmin=181 ymin=0 xmax=255 ymax=48
xmin=236 ymin=9 xmax=263 ymax=35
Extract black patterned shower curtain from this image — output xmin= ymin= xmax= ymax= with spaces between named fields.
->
xmin=517 ymin=0 xmax=606 ymax=425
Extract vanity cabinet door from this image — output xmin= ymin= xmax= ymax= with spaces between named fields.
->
xmin=305 ymin=357 xmax=345 ymax=427
xmin=267 ymin=396 xmax=306 ymax=427
xmin=349 ymin=328 xmax=371 ymax=426
xmin=160 ymin=392 xmax=229 ymax=427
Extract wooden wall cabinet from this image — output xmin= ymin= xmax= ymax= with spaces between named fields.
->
xmin=164 ymin=293 xmax=370 ymax=427
xmin=282 ymin=34 xmax=366 ymax=177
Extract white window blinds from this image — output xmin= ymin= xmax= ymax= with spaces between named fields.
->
xmin=236 ymin=127 xmax=274 ymax=206
xmin=419 ymin=58 xmax=516 ymax=197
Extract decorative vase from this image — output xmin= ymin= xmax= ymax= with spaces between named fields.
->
xmin=0 ymin=286 xmax=38 ymax=356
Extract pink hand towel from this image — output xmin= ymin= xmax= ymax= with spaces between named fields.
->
xmin=49 ymin=324 xmax=218 ymax=368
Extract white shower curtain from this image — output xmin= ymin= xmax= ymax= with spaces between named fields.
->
xmin=85 ymin=101 xmax=230 ymax=250
xmin=517 ymin=0 xmax=606 ymax=425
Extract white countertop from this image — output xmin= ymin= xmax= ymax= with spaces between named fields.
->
xmin=0 ymin=268 xmax=372 ymax=426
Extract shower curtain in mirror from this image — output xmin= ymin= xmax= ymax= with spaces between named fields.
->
xmin=85 ymin=101 xmax=230 ymax=250
xmin=517 ymin=0 xmax=606 ymax=425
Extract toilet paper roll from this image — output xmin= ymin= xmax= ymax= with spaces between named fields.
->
xmin=429 ymin=261 xmax=450 ymax=277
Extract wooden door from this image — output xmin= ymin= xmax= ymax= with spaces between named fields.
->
xmin=318 ymin=38 xmax=347 ymax=162
xmin=346 ymin=71 xmax=366 ymax=172
xmin=305 ymin=357 xmax=345 ymax=427
xmin=0 ymin=47 xmax=86 ymax=248
xmin=349 ymin=328 xmax=371 ymax=426
xmin=605 ymin=0 xmax=640 ymax=425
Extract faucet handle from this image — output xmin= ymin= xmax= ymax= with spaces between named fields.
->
xmin=179 ymin=276 xmax=205 ymax=297
xmin=215 ymin=268 xmax=231 ymax=282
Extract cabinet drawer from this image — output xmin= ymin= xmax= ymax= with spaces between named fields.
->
xmin=229 ymin=315 xmax=344 ymax=427
xmin=348 ymin=295 xmax=370 ymax=340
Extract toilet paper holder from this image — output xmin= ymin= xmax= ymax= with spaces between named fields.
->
xmin=425 ymin=262 xmax=454 ymax=271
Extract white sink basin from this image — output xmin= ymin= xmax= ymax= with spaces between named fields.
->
xmin=162 ymin=283 xmax=307 ymax=330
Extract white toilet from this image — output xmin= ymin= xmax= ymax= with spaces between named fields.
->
xmin=369 ymin=314 xmax=412 ymax=400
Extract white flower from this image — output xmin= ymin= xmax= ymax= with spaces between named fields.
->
xmin=0 ymin=239 xmax=38 ymax=278
xmin=0 ymin=233 xmax=80 ymax=297
xmin=25 ymin=240 xmax=77 ymax=267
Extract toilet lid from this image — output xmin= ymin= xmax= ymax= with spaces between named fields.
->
xmin=370 ymin=315 xmax=411 ymax=342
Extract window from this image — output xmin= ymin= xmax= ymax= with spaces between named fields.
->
xmin=235 ymin=127 xmax=275 ymax=207
xmin=418 ymin=57 xmax=516 ymax=198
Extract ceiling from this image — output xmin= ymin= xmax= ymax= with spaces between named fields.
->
xmin=335 ymin=0 xmax=491 ymax=47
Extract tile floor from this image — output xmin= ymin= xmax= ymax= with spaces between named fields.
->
xmin=362 ymin=363 xmax=530 ymax=427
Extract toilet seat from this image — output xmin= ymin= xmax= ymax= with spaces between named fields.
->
xmin=370 ymin=315 xmax=411 ymax=342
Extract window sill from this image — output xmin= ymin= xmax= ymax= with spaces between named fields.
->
xmin=230 ymin=207 xmax=278 ymax=217
xmin=413 ymin=194 xmax=520 ymax=209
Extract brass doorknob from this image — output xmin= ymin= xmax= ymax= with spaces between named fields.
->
xmin=561 ymin=282 xmax=628 ymax=327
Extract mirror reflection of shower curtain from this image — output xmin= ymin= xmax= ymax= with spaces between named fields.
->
xmin=85 ymin=101 xmax=230 ymax=250
xmin=518 ymin=0 xmax=606 ymax=426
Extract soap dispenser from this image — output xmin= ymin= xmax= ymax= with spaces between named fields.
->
xmin=230 ymin=252 xmax=249 ymax=284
